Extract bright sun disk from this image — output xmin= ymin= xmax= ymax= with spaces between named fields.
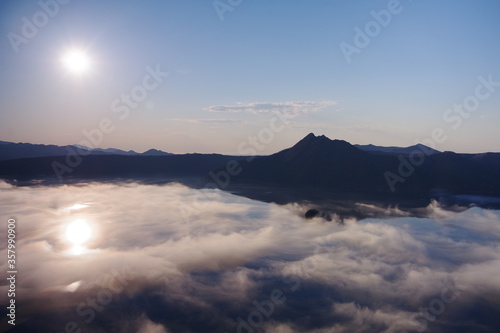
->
xmin=65 ymin=219 xmax=92 ymax=245
xmin=62 ymin=50 xmax=90 ymax=74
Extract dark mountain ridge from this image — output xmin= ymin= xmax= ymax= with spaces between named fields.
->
xmin=0 ymin=141 xmax=171 ymax=161
xmin=355 ymin=143 xmax=440 ymax=155
xmin=0 ymin=134 xmax=499 ymax=199
xmin=232 ymin=133 xmax=389 ymax=192
xmin=230 ymin=134 xmax=500 ymax=196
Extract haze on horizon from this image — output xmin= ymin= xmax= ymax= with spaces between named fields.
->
xmin=1 ymin=0 xmax=500 ymax=155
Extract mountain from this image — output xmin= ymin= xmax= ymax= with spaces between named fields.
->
xmin=142 ymin=149 xmax=172 ymax=156
xmin=85 ymin=147 xmax=138 ymax=155
xmin=0 ymin=141 xmax=91 ymax=161
xmin=0 ymin=141 xmax=171 ymax=161
xmin=230 ymin=133 xmax=389 ymax=192
xmin=227 ymin=133 xmax=500 ymax=196
xmin=0 ymin=154 xmax=239 ymax=182
xmin=355 ymin=143 xmax=440 ymax=155
xmin=0 ymin=134 xmax=499 ymax=199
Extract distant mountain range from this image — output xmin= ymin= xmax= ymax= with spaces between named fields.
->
xmin=0 ymin=139 xmax=439 ymax=161
xmin=0 ymin=134 xmax=499 ymax=200
xmin=354 ymin=143 xmax=440 ymax=155
xmin=0 ymin=141 xmax=171 ymax=161
xmin=232 ymin=134 xmax=500 ymax=196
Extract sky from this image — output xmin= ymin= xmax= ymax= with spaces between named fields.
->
xmin=1 ymin=180 xmax=500 ymax=332
xmin=1 ymin=0 xmax=499 ymax=154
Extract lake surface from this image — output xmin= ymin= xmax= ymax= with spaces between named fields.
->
xmin=1 ymin=181 xmax=500 ymax=333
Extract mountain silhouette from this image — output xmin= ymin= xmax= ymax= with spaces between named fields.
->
xmin=0 ymin=134 xmax=499 ymax=199
xmin=0 ymin=141 xmax=171 ymax=161
xmin=229 ymin=133 xmax=500 ymax=196
xmin=232 ymin=134 xmax=388 ymax=192
xmin=355 ymin=143 xmax=440 ymax=155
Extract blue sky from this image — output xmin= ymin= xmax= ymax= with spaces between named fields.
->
xmin=1 ymin=0 xmax=499 ymax=154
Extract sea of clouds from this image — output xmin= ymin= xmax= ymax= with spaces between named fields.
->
xmin=1 ymin=181 xmax=500 ymax=333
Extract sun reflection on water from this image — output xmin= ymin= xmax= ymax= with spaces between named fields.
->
xmin=65 ymin=219 xmax=93 ymax=255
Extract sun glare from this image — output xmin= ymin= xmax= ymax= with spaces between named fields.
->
xmin=65 ymin=219 xmax=92 ymax=245
xmin=62 ymin=50 xmax=90 ymax=74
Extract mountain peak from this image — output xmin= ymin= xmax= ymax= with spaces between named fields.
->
xmin=142 ymin=149 xmax=171 ymax=156
xmin=299 ymin=133 xmax=319 ymax=143
xmin=293 ymin=133 xmax=320 ymax=148
xmin=297 ymin=133 xmax=329 ymax=143
xmin=278 ymin=133 xmax=362 ymax=161
xmin=293 ymin=133 xmax=352 ymax=149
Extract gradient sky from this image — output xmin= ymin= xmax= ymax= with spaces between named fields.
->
xmin=1 ymin=0 xmax=499 ymax=154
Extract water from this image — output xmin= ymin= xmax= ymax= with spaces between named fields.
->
xmin=1 ymin=181 xmax=499 ymax=333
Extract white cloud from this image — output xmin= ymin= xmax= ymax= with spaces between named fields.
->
xmin=167 ymin=118 xmax=254 ymax=126
xmin=204 ymin=101 xmax=336 ymax=118
xmin=137 ymin=316 xmax=171 ymax=333
xmin=1 ymin=181 xmax=499 ymax=332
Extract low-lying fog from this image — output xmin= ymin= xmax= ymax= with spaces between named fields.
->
xmin=1 ymin=181 xmax=500 ymax=333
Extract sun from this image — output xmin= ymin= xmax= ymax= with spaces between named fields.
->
xmin=65 ymin=219 xmax=92 ymax=245
xmin=62 ymin=50 xmax=90 ymax=74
